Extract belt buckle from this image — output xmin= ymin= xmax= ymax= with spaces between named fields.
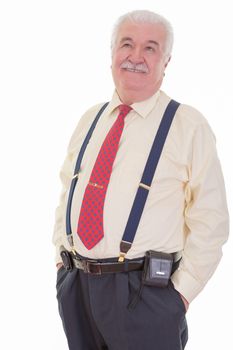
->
xmin=83 ymin=260 xmax=102 ymax=275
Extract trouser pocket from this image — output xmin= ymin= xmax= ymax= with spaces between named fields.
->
xmin=168 ymin=280 xmax=186 ymax=314
xmin=56 ymin=266 xmax=69 ymax=299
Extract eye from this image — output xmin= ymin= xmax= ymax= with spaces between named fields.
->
xmin=145 ymin=46 xmax=155 ymax=52
xmin=121 ymin=43 xmax=132 ymax=48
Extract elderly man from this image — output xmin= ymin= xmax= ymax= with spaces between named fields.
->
xmin=53 ymin=10 xmax=229 ymax=350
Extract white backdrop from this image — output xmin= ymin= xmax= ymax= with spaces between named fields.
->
xmin=0 ymin=0 xmax=232 ymax=349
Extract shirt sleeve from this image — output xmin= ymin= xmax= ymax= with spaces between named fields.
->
xmin=52 ymin=151 xmax=74 ymax=264
xmin=171 ymin=121 xmax=229 ymax=302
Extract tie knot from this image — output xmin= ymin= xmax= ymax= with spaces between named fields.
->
xmin=118 ymin=104 xmax=132 ymax=117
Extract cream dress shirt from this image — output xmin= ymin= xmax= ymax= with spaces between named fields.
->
xmin=53 ymin=90 xmax=229 ymax=302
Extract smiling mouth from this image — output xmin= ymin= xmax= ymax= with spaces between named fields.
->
xmin=122 ymin=68 xmax=147 ymax=74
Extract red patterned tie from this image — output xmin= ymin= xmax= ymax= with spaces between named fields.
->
xmin=77 ymin=104 xmax=132 ymax=249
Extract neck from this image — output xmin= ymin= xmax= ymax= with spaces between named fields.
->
xmin=116 ymin=82 xmax=162 ymax=105
xmin=117 ymin=89 xmax=157 ymax=105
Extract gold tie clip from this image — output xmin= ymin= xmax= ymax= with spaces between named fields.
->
xmin=89 ymin=181 xmax=104 ymax=189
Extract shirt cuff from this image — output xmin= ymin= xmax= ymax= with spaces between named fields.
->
xmin=171 ymin=268 xmax=204 ymax=303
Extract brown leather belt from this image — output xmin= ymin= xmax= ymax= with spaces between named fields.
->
xmin=71 ymin=256 xmax=145 ymax=275
xmin=69 ymin=251 xmax=181 ymax=275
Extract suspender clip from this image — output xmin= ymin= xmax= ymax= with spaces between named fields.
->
xmin=67 ymin=234 xmax=74 ymax=247
xmin=67 ymin=234 xmax=77 ymax=256
xmin=139 ymin=183 xmax=151 ymax=191
xmin=118 ymin=240 xmax=132 ymax=262
xmin=118 ymin=252 xmax=126 ymax=262
xmin=72 ymin=172 xmax=80 ymax=180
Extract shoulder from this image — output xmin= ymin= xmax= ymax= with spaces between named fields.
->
xmin=68 ymin=102 xmax=107 ymax=152
xmin=77 ymin=102 xmax=107 ymax=128
xmin=177 ymin=103 xmax=208 ymax=129
xmin=159 ymin=92 xmax=217 ymax=162
xmin=160 ymin=91 xmax=215 ymax=139
xmin=160 ymin=91 xmax=208 ymax=128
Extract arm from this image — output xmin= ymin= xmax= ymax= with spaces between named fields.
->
xmin=52 ymin=152 xmax=74 ymax=265
xmin=171 ymin=122 xmax=229 ymax=303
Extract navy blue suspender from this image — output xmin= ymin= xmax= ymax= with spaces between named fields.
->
xmin=65 ymin=102 xmax=109 ymax=249
xmin=65 ymin=99 xmax=180 ymax=258
xmin=119 ymin=100 xmax=180 ymax=261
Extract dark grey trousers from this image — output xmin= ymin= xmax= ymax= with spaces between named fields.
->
xmin=56 ymin=264 xmax=188 ymax=350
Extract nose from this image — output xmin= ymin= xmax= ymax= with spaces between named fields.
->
xmin=128 ymin=47 xmax=144 ymax=64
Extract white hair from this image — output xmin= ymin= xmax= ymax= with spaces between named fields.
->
xmin=111 ymin=10 xmax=174 ymax=59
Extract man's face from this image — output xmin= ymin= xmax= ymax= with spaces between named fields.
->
xmin=111 ymin=21 xmax=170 ymax=102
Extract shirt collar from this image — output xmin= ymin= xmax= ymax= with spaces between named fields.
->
xmin=106 ymin=90 xmax=160 ymax=119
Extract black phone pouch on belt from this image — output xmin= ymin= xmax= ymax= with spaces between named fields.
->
xmin=142 ymin=250 xmax=173 ymax=287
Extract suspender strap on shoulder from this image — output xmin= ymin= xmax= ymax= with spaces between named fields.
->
xmin=119 ymin=99 xmax=180 ymax=261
xmin=65 ymin=102 xmax=109 ymax=248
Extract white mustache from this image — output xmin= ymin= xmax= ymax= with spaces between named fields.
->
xmin=120 ymin=60 xmax=149 ymax=73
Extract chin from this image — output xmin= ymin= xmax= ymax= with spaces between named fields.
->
xmin=122 ymin=81 xmax=146 ymax=91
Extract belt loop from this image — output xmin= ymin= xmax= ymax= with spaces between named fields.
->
xmin=123 ymin=260 xmax=129 ymax=272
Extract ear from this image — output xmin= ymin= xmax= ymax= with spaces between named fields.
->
xmin=164 ymin=56 xmax=171 ymax=68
